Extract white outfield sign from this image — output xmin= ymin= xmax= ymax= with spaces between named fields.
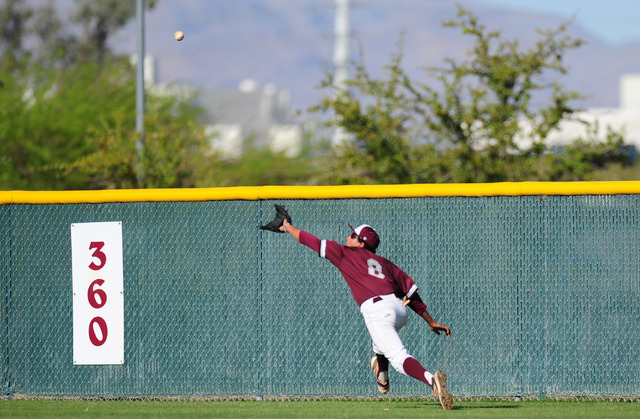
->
xmin=71 ymin=222 xmax=124 ymax=365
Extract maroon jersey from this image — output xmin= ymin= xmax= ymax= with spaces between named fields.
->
xmin=299 ymin=230 xmax=427 ymax=314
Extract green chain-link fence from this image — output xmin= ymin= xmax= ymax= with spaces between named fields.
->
xmin=1 ymin=188 xmax=639 ymax=399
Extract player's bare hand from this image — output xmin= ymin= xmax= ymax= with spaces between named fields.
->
xmin=402 ymin=296 xmax=410 ymax=307
xmin=430 ymin=323 xmax=452 ymax=337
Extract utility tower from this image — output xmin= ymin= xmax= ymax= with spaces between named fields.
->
xmin=332 ymin=0 xmax=351 ymax=148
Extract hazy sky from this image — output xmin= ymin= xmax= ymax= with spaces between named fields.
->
xmin=472 ymin=0 xmax=640 ymax=45
xmin=39 ymin=0 xmax=639 ymax=108
xmin=41 ymin=0 xmax=640 ymax=46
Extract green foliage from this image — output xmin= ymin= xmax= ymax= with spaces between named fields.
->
xmin=311 ymin=47 xmax=442 ymax=185
xmin=312 ymin=5 xmax=630 ymax=184
xmin=591 ymin=158 xmax=640 ymax=181
xmin=0 ymin=0 xmax=213 ymax=191
xmin=36 ymin=60 xmax=213 ymax=189
xmin=4 ymin=1 xmax=630 ymax=190
xmin=1 ymin=59 xmax=136 ymax=189
xmin=542 ymin=126 xmax=629 ymax=181
xmin=64 ymin=90 xmax=211 ymax=189
xmin=208 ymin=137 xmax=323 ymax=187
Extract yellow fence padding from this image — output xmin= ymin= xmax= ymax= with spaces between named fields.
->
xmin=2 ymin=181 xmax=640 ymax=204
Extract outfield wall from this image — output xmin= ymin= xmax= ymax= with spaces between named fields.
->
xmin=1 ymin=182 xmax=639 ymax=399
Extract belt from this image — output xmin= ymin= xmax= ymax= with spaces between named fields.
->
xmin=373 ymin=296 xmax=382 ymax=303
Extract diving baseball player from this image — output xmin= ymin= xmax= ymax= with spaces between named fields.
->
xmin=261 ymin=206 xmax=453 ymax=410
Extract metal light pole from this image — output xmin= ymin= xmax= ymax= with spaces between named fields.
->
xmin=135 ymin=0 xmax=145 ymax=186
xmin=332 ymin=0 xmax=350 ymax=149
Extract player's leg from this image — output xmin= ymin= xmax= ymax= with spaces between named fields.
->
xmin=362 ymin=295 xmax=404 ymax=393
xmin=370 ymin=354 xmax=389 ymax=393
xmin=361 ymin=296 xmax=432 ymax=384
xmin=433 ymin=370 xmax=454 ymax=410
xmin=402 ymin=356 xmax=434 ymax=386
xmin=361 ymin=294 xmax=453 ymax=410
xmin=396 ymin=336 xmax=453 ymax=410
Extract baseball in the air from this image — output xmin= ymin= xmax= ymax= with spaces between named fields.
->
xmin=174 ymin=31 xmax=184 ymax=41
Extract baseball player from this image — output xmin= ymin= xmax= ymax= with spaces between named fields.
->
xmin=266 ymin=208 xmax=453 ymax=410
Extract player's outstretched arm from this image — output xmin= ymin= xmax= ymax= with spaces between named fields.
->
xmin=280 ymin=220 xmax=301 ymax=241
xmin=421 ymin=310 xmax=452 ymax=337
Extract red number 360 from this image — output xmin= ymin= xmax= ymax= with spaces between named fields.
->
xmin=88 ymin=241 xmax=108 ymax=346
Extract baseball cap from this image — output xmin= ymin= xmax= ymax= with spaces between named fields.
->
xmin=348 ymin=223 xmax=380 ymax=251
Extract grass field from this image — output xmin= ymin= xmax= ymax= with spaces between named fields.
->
xmin=1 ymin=398 xmax=639 ymax=419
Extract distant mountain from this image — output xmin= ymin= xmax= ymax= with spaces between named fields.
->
xmin=110 ymin=0 xmax=640 ymax=114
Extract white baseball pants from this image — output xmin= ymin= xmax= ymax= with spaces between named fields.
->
xmin=360 ymin=293 xmax=412 ymax=375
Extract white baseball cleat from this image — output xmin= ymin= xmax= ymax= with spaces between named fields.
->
xmin=370 ymin=356 xmax=389 ymax=394
xmin=433 ymin=370 xmax=454 ymax=410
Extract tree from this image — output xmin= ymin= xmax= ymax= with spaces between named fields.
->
xmin=1 ymin=0 xmax=157 ymax=71
xmin=0 ymin=59 xmax=136 ymax=189
xmin=312 ymin=4 xmax=629 ymax=184
xmin=0 ymin=0 xmax=211 ymax=191
xmin=311 ymin=45 xmax=442 ymax=185
xmin=0 ymin=0 xmax=32 ymax=65
xmin=71 ymin=0 xmax=157 ymax=63
xmin=30 ymin=1 xmax=79 ymax=69
xmin=64 ymin=89 xmax=212 ymax=189
xmin=0 ymin=57 xmax=212 ymax=190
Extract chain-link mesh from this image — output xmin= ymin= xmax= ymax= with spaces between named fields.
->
xmin=1 ymin=204 xmax=11 ymax=397
xmin=1 ymin=196 xmax=639 ymax=399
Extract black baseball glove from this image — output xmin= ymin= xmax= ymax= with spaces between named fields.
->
xmin=260 ymin=204 xmax=292 ymax=233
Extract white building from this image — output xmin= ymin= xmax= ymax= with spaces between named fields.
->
xmin=198 ymin=80 xmax=302 ymax=160
xmin=132 ymin=55 xmax=303 ymax=160
xmin=544 ymin=74 xmax=640 ymax=150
